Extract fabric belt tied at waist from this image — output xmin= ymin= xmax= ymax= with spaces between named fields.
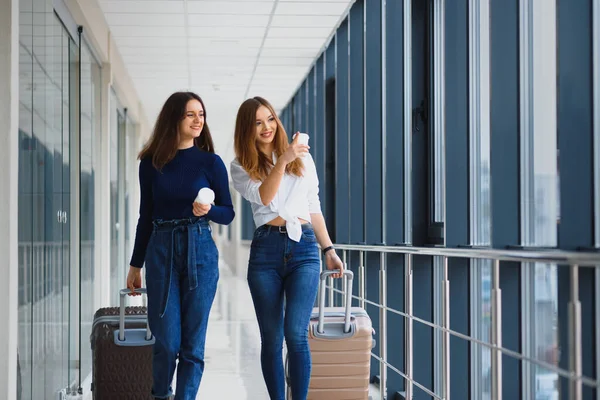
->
xmin=158 ymin=223 xmax=201 ymax=318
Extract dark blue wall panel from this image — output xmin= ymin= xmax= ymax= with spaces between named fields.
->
xmin=299 ymin=81 xmax=306 ymax=134
xmin=444 ymin=1 xmax=470 ymax=398
xmin=365 ymin=0 xmax=383 ymax=245
xmin=364 ymin=0 xmax=384 ymax=379
xmin=384 ymin=0 xmax=405 ymax=246
xmin=444 ymin=0 xmax=469 ymax=248
xmin=384 ymin=0 xmax=406 ymax=393
xmin=413 ymin=256 xmax=433 ymax=399
xmin=410 ymin=0 xmax=430 ymax=247
xmin=348 ymin=0 xmax=365 ymax=245
xmin=241 ymin=199 xmax=254 ymax=241
xmin=556 ymin=1 xmax=596 ymax=398
xmin=308 ymin=68 xmax=316 ymax=161
xmin=489 ymin=0 xmax=522 ymax=397
xmin=315 ymin=56 xmax=326 ymax=218
xmin=335 ymin=21 xmax=350 ymax=244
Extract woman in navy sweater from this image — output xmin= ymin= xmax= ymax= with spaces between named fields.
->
xmin=127 ymin=92 xmax=235 ymax=400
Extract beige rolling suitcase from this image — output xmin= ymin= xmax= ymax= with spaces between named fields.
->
xmin=286 ymin=270 xmax=374 ymax=400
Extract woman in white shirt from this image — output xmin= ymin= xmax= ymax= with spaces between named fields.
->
xmin=231 ymin=96 xmax=344 ymax=400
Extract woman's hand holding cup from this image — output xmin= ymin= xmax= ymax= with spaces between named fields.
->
xmin=281 ymin=132 xmax=309 ymax=164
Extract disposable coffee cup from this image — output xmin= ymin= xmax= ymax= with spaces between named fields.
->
xmin=195 ymin=187 xmax=215 ymax=205
xmin=294 ymin=133 xmax=309 ymax=146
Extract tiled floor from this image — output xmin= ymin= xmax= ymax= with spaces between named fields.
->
xmin=191 ymin=262 xmax=378 ymax=400
xmin=86 ymin=261 xmax=377 ymax=400
xmin=189 ymin=263 xmax=270 ymax=399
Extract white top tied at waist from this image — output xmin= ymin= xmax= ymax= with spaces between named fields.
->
xmin=230 ymin=153 xmax=322 ymax=242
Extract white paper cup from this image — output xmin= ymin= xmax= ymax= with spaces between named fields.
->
xmin=294 ymin=133 xmax=309 ymax=146
xmin=195 ymin=187 xmax=215 ymax=205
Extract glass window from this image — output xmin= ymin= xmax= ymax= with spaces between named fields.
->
xmin=125 ymin=116 xmax=135 ymax=270
xmin=520 ymin=0 xmax=559 ymax=398
xmin=595 ymin=6 xmax=600 ymax=248
xmin=468 ymin=0 xmax=492 ymax=398
xmin=79 ymin=40 xmax=101 ymax=382
xmin=18 ymin=5 xmax=76 ymax=397
xmin=110 ymin=94 xmax=127 ymax=306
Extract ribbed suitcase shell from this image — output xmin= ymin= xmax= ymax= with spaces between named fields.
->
xmin=306 ymin=306 xmax=373 ymax=400
xmin=91 ymin=306 xmax=154 ymax=400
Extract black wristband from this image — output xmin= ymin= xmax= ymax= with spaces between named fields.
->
xmin=322 ymin=246 xmax=334 ymax=255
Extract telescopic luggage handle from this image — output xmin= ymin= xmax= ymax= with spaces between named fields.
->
xmin=318 ymin=269 xmax=353 ymax=334
xmin=118 ymin=288 xmax=153 ymax=342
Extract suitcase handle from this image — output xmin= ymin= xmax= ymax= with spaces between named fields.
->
xmin=119 ymin=288 xmax=152 ymax=342
xmin=318 ymin=269 xmax=353 ymax=334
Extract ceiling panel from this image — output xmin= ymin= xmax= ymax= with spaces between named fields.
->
xmin=259 ymin=47 xmax=319 ymax=58
xmin=188 ymin=26 xmax=266 ymax=38
xmin=267 ymin=27 xmax=332 ymax=38
xmin=257 ymin=57 xmax=314 ymax=67
xmin=263 ymin=37 xmax=325 ymax=48
xmin=186 ymin=1 xmax=275 ymax=15
xmin=186 ymin=14 xmax=270 ymax=28
xmin=275 ymin=2 xmax=349 ymax=15
xmin=112 ymin=37 xmax=187 ymax=47
xmin=270 ymin=15 xmax=340 ymax=27
xmin=117 ymin=46 xmax=189 ymax=56
xmin=98 ymin=0 xmax=353 ymax=163
xmin=100 ymin=1 xmax=185 ymax=14
xmin=111 ymin=26 xmax=187 ymax=38
xmin=189 ymin=37 xmax=264 ymax=47
xmin=104 ymin=13 xmax=185 ymax=26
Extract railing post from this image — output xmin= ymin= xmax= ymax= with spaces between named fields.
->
xmin=379 ymin=252 xmax=387 ymax=400
xmin=491 ymin=259 xmax=503 ymax=400
xmin=569 ymin=264 xmax=582 ymax=400
xmin=442 ymin=256 xmax=450 ymax=400
xmin=342 ymin=250 xmax=348 ymax=307
xmin=328 ymin=274 xmax=334 ymax=307
xmin=405 ymin=253 xmax=413 ymax=400
xmin=359 ymin=250 xmax=366 ymax=309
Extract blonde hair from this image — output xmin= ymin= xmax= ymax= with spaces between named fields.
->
xmin=233 ymin=96 xmax=303 ymax=180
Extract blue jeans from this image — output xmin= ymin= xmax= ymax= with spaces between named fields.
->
xmin=145 ymin=217 xmax=219 ymax=400
xmin=247 ymin=224 xmax=321 ymax=400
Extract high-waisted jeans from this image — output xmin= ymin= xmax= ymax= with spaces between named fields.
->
xmin=145 ymin=217 xmax=219 ymax=400
xmin=247 ymin=223 xmax=321 ymax=400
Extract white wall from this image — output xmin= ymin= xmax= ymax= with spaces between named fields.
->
xmin=0 ymin=0 xmax=20 ymax=397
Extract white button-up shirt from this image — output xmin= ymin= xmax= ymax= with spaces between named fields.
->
xmin=230 ymin=153 xmax=322 ymax=242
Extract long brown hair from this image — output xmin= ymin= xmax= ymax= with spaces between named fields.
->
xmin=139 ymin=91 xmax=215 ymax=170
xmin=234 ymin=96 xmax=303 ymax=181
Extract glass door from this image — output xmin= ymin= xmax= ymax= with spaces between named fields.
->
xmin=79 ymin=39 xmax=101 ymax=385
xmin=18 ymin=4 xmax=75 ymax=397
xmin=110 ymin=94 xmax=126 ymax=306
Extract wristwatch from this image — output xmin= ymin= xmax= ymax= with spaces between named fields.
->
xmin=322 ymin=246 xmax=334 ymax=255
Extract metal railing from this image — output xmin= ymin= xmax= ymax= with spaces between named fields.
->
xmin=322 ymin=243 xmax=600 ymax=400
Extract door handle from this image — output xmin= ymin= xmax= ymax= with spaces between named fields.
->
xmin=57 ymin=210 xmax=62 ymax=223
xmin=412 ymin=99 xmax=428 ymax=132
xmin=62 ymin=211 xmax=68 ymax=224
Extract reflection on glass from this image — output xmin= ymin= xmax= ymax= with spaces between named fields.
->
xmin=18 ymin=6 xmax=74 ymax=398
xmin=79 ymin=41 xmax=100 ymax=382
xmin=110 ymin=93 xmax=120 ymax=306
xmin=473 ymin=261 xmax=492 ymax=400
xmin=18 ymin=2 xmax=34 ymax=398
xmin=125 ymin=117 xmax=135 ymax=274
xmin=522 ymin=0 xmax=559 ymax=398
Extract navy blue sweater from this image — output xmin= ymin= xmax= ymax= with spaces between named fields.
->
xmin=130 ymin=146 xmax=235 ymax=268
